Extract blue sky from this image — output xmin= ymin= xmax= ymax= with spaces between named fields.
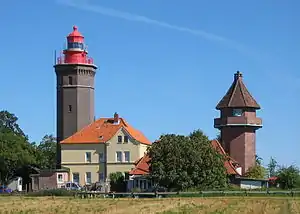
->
xmin=1 ymin=0 xmax=299 ymax=167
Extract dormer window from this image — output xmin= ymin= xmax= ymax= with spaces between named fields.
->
xmin=117 ymin=136 xmax=122 ymax=143
xmin=233 ymin=109 xmax=243 ymax=117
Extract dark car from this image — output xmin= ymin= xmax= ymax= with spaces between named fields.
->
xmin=0 ymin=186 xmax=12 ymax=194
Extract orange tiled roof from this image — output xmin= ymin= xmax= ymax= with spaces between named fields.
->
xmin=129 ymin=139 xmax=240 ymax=175
xmin=129 ymin=154 xmax=151 ymax=175
xmin=61 ymin=116 xmax=151 ymax=145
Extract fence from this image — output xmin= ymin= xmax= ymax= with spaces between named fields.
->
xmin=75 ymin=190 xmax=300 ymax=199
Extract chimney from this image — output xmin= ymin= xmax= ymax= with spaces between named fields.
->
xmin=234 ymin=71 xmax=243 ymax=80
xmin=113 ymin=112 xmax=119 ymax=124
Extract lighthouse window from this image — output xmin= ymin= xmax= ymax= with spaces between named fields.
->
xmin=68 ymin=105 xmax=72 ymax=112
xmin=232 ymin=109 xmax=243 ymax=117
xmin=68 ymin=42 xmax=84 ymax=49
xmin=68 ymin=76 xmax=73 ymax=85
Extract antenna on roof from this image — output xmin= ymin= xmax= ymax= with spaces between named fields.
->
xmin=54 ymin=50 xmax=57 ymax=65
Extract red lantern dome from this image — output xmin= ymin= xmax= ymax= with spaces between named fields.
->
xmin=56 ymin=26 xmax=94 ymax=65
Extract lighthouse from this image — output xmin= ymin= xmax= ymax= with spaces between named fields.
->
xmin=54 ymin=26 xmax=97 ymax=168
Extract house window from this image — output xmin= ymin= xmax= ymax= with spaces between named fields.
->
xmin=124 ymin=136 xmax=129 ymax=143
xmin=99 ymin=172 xmax=104 ymax=182
xmin=85 ymin=172 xmax=91 ymax=184
xmin=99 ymin=152 xmax=105 ymax=162
xmin=233 ymin=109 xmax=243 ymax=117
xmin=57 ymin=174 xmax=63 ymax=183
xmin=68 ymin=76 xmax=73 ymax=85
xmin=124 ymin=151 xmax=130 ymax=162
xmin=116 ymin=151 xmax=122 ymax=162
xmin=85 ymin=152 xmax=91 ymax=163
xmin=72 ymin=173 xmax=80 ymax=183
xmin=68 ymin=105 xmax=72 ymax=112
xmin=117 ymin=136 xmax=122 ymax=143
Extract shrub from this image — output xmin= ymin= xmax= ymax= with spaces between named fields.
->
xmin=27 ymin=189 xmax=77 ymax=197
xmin=131 ymin=187 xmax=141 ymax=193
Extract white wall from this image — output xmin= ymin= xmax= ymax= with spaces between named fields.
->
xmin=240 ymin=180 xmax=263 ymax=189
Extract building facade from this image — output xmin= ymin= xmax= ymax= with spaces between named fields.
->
xmin=60 ymin=113 xmax=151 ymax=186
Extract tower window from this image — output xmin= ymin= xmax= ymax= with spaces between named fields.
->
xmin=68 ymin=105 xmax=72 ymax=112
xmin=232 ymin=109 xmax=243 ymax=117
xmin=68 ymin=76 xmax=73 ymax=85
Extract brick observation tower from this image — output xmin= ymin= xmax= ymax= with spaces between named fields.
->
xmin=54 ymin=26 xmax=97 ymax=168
xmin=214 ymin=71 xmax=262 ymax=175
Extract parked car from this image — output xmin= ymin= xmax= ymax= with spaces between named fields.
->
xmin=62 ymin=182 xmax=82 ymax=191
xmin=7 ymin=177 xmax=22 ymax=192
xmin=0 ymin=185 xmax=12 ymax=194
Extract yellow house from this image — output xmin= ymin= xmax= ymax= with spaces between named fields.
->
xmin=60 ymin=113 xmax=151 ymax=186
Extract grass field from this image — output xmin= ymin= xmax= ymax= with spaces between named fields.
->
xmin=0 ymin=197 xmax=300 ymax=214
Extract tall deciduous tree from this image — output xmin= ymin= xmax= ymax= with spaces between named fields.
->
xmin=0 ymin=111 xmax=25 ymax=137
xmin=0 ymin=111 xmax=36 ymax=185
xmin=267 ymin=157 xmax=278 ymax=177
xmin=35 ymin=135 xmax=57 ymax=169
xmin=149 ymin=130 xmax=227 ymax=191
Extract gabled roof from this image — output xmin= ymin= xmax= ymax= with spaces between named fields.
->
xmin=129 ymin=140 xmax=240 ymax=176
xmin=129 ymin=154 xmax=151 ymax=175
xmin=210 ymin=140 xmax=240 ymax=175
xmin=61 ymin=114 xmax=151 ymax=145
xmin=216 ymin=71 xmax=260 ymax=110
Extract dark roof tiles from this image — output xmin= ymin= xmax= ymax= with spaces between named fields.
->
xmin=216 ymin=71 xmax=260 ymax=110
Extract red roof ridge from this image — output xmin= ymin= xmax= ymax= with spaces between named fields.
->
xmin=61 ymin=116 xmax=151 ymax=145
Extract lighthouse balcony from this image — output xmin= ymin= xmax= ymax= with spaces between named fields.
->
xmin=56 ymin=56 xmax=94 ymax=65
xmin=214 ymin=116 xmax=262 ymax=128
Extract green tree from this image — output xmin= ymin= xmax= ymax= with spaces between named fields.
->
xmin=267 ymin=157 xmax=278 ymax=177
xmin=0 ymin=111 xmax=36 ymax=185
xmin=35 ymin=135 xmax=57 ymax=169
xmin=148 ymin=130 xmax=227 ymax=191
xmin=276 ymin=165 xmax=300 ymax=189
xmin=245 ymin=165 xmax=267 ymax=179
xmin=109 ymin=172 xmax=126 ymax=192
xmin=245 ymin=155 xmax=266 ymax=179
xmin=255 ymin=155 xmax=263 ymax=166
xmin=0 ymin=110 xmax=25 ymax=137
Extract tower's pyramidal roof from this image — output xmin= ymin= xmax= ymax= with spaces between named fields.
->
xmin=216 ymin=71 xmax=260 ymax=110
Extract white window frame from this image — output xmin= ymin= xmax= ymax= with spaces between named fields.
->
xmin=116 ymin=151 xmax=122 ymax=162
xmin=233 ymin=109 xmax=243 ymax=117
xmin=85 ymin=172 xmax=92 ymax=184
xmin=85 ymin=152 xmax=92 ymax=163
xmin=57 ymin=173 xmax=64 ymax=183
xmin=124 ymin=151 xmax=130 ymax=162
